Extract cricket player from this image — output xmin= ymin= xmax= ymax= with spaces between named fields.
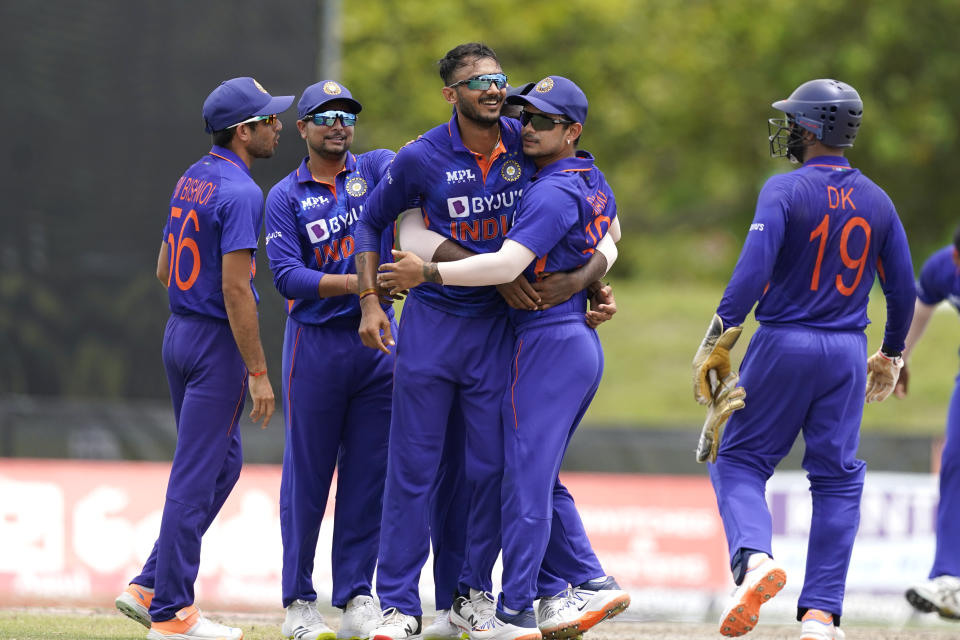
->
xmin=115 ymin=77 xmax=290 ymax=640
xmin=264 ymin=80 xmax=396 ymax=640
xmin=380 ymin=75 xmax=629 ymax=640
xmin=896 ymin=225 xmax=960 ymax=622
xmin=692 ymin=79 xmax=916 ymax=640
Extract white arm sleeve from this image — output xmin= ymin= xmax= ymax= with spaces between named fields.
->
xmin=437 ymin=239 xmax=536 ymax=286
xmin=596 ymin=233 xmax=618 ymax=276
xmin=396 ymin=209 xmax=445 ymax=261
xmin=608 ymin=216 xmax=622 ymax=242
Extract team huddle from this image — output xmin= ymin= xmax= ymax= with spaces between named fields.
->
xmin=110 ymin=40 xmax=960 ymax=640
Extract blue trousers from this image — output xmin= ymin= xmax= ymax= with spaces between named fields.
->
xmin=930 ymin=368 xmax=960 ymax=578
xmin=430 ymin=405 xmax=468 ymax=610
xmin=377 ymin=297 xmax=512 ymax=616
xmin=279 ymin=316 xmax=394 ymax=608
xmin=709 ymin=325 xmax=867 ymax=616
xmin=132 ymin=313 xmax=247 ymax=622
xmin=500 ymin=318 xmax=605 ymax=612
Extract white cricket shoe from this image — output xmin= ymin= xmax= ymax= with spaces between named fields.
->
xmin=535 ymin=593 xmax=580 ymax=639
xmin=369 ymin=607 xmax=422 ymax=640
xmin=339 ymin=595 xmax=382 ymax=639
xmin=800 ymin=609 xmax=845 ymax=640
xmin=470 ymin=609 xmax=541 ymax=640
xmin=451 ymin=590 xmax=496 ymax=632
xmin=146 ymin=605 xmax=243 ymax=640
xmin=115 ymin=583 xmax=154 ymax=628
xmin=906 ymin=574 xmax=960 ymax=620
xmin=422 ymin=609 xmax=464 ymax=640
xmin=718 ymin=553 xmax=786 ymax=637
xmin=563 ymin=576 xmax=631 ymax=633
xmin=282 ymin=599 xmax=335 ymax=640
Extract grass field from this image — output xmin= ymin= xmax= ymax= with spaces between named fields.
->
xmin=588 ymin=279 xmax=959 ymax=435
xmin=2 ymin=608 xmax=958 ymax=640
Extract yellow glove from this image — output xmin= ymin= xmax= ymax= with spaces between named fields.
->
xmin=696 ymin=372 xmax=746 ymax=464
xmin=865 ymin=350 xmax=904 ymax=403
xmin=692 ymin=314 xmax=743 ymax=405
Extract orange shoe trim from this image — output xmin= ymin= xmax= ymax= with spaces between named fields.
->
xmin=802 ymin=609 xmax=834 ymax=624
xmin=719 ymin=567 xmax=786 ymax=637
xmin=151 ymin=605 xmax=200 ymax=635
xmin=126 ymin=583 xmax=154 ymax=608
xmin=576 ymin=594 xmax=631 ymax=633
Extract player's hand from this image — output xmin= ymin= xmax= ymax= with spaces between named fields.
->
xmin=378 ymin=249 xmax=426 ymax=295
xmin=532 ymin=271 xmax=579 ymax=310
xmin=696 ymin=372 xmax=746 ymax=463
xmin=865 ymin=350 xmax=904 ymax=403
xmin=247 ymin=373 xmax=275 ymax=430
xmin=497 ymin=275 xmax=539 ymax=310
xmin=358 ymin=297 xmax=395 ymax=354
xmin=692 ymin=314 xmax=743 ymax=405
xmin=894 ymin=362 xmax=910 ymax=398
xmin=585 ymin=282 xmax=616 ymax=329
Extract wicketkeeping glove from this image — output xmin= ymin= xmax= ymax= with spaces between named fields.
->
xmin=692 ymin=314 xmax=743 ymax=405
xmin=865 ymin=349 xmax=904 ymax=403
xmin=696 ymin=372 xmax=746 ymax=463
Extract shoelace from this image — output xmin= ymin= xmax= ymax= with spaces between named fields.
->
xmin=380 ymin=607 xmax=408 ymax=626
xmin=472 ymin=591 xmax=496 ymax=621
xmin=295 ymin=600 xmax=326 ymax=626
xmin=540 ymin=594 xmax=573 ymax=619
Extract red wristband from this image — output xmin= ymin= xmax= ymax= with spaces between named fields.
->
xmin=249 ymin=369 xmax=267 ymax=377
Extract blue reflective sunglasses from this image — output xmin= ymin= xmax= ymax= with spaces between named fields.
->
xmin=447 ymin=73 xmax=508 ymax=90
xmin=306 ymin=110 xmax=357 ymax=127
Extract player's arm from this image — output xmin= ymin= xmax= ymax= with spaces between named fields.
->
xmin=380 ymin=239 xmax=536 ymax=290
xmin=222 ymin=249 xmax=275 ymax=428
xmin=866 ymin=213 xmax=916 ymax=403
xmin=894 ymin=299 xmax=936 ymax=398
xmin=265 ymin=187 xmax=356 ymax=299
xmin=533 ymin=217 xmax=621 ymax=310
xmin=395 ymin=209 xmax=539 ymax=309
xmin=156 ymin=241 xmax=170 ymax=286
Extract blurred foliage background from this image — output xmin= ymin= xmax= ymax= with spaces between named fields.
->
xmin=2 ymin=0 xmax=959 ymax=434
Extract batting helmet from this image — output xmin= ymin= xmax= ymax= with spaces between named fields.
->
xmin=768 ymin=79 xmax=863 ymax=160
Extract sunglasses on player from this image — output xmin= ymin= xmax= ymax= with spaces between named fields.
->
xmin=519 ymin=109 xmax=574 ymax=131
xmin=446 ymin=73 xmax=509 ymax=91
xmin=305 ymin=110 xmax=358 ymax=127
xmin=227 ymin=114 xmax=279 ymax=128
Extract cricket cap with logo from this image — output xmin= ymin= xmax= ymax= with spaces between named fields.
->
xmin=297 ymin=80 xmax=363 ymax=119
xmin=506 ymin=75 xmax=588 ymax=125
xmin=202 ymin=77 xmax=294 ymax=133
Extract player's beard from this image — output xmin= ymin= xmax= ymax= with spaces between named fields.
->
xmin=457 ymin=92 xmax=502 ymax=128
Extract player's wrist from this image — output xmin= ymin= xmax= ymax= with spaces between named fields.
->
xmin=879 ymin=343 xmax=902 ymax=359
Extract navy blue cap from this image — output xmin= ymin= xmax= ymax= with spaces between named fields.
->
xmin=297 ymin=80 xmax=363 ymax=120
xmin=506 ymin=76 xmax=588 ymax=124
xmin=202 ymin=77 xmax=294 ymax=133
xmin=506 ymin=82 xmax=534 ymax=99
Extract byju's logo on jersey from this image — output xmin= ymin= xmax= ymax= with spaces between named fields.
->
xmin=447 ymin=196 xmax=470 ymax=218
xmin=306 ymin=220 xmax=330 ymax=243
xmin=446 ymin=169 xmax=476 ymax=183
xmin=301 ymin=195 xmax=331 ymax=211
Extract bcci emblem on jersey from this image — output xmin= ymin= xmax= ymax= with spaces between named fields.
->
xmin=346 ymin=176 xmax=367 ymax=197
xmin=501 ymin=160 xmax=521 ymax=182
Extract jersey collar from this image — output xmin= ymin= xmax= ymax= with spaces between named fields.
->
xmin=295 ymin=152 xmax=356 ymax=184
xmin=803 ymin=155 xmax=851 ymax=170
xmin=208 ymin=145 xmax=251 ymax=177
xmin=534 ymin=150 xmax=595 ymax=180
xmin=446 ymin=111 xmax=519 ymax=156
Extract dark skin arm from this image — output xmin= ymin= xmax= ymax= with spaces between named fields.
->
xmin=356 ymin=250 xmax=394 ymax=353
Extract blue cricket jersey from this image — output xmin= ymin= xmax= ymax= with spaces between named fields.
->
xmin=917 ymin=246 xmax=960 ymax=313
xmin=163 ymin=145 xmax=262 ymax=320
xmin=716 ymin=155 xmax=915 ymax=351
xmin=355 ymin=113 xmax=535 ymax=317
xmin=505 ymin=151 xmax=617 ymax=328
xmin=265 ymin=151 xmax=397 ymax=326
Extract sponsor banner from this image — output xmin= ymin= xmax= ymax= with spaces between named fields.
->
xmin=0 ymin=460 xmax=939 ymax=612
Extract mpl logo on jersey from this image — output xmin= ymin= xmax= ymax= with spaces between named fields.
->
xmin=446 ymin=189 xmax=523 ymax=219
xmin=301 ymin=195 xmax=331 ymax=211
xmin=446 ymin=168 xmax=476 ymax=184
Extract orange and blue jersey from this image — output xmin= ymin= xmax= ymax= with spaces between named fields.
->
xmin=716 ymin=155 xmax=915 ymax=351
xmin=162 ymin=145 xmax=263 ymax=320
xmin=917 ymin=246 xmax=960 ymax=313
xmin=264 ymin=150 xmax=396 ymax=326
xmin=505 ymin=151 xmax=617 ymax=329
xmin=355 ymin=113 xmax=535 ymax=317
